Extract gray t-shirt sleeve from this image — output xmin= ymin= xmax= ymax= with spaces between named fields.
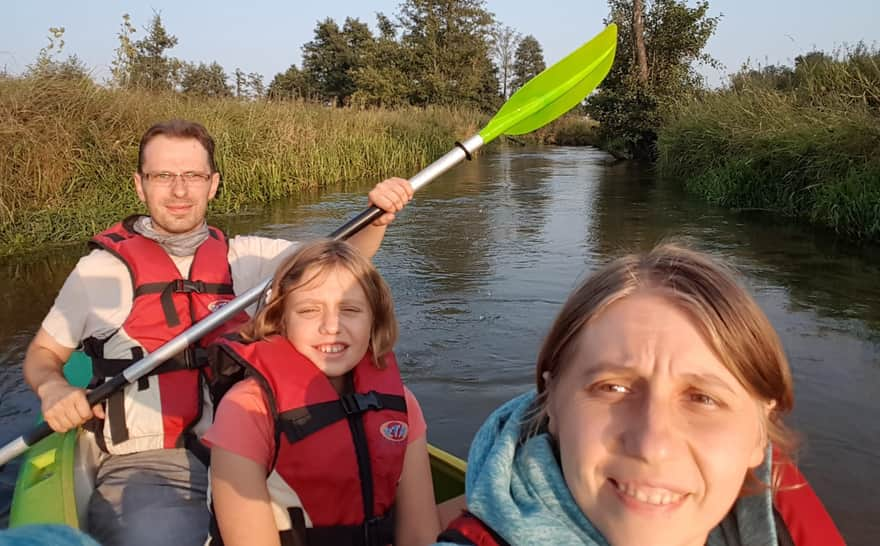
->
xmin=227 ymin=235 xmax=299 ymax=294
xmin=40 ymin=249 xmax=133 ymax=348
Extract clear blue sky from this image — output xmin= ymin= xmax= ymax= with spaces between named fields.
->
xmin=3 ymin=0 xmax=878 ymax=88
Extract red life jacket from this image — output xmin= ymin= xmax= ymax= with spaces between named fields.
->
xmin=82 ymin=216 xmax=250 ymax=455
xmin=208 ymin=335 xmax=409 ymax=546
xmin=439 ymin=454 xmax=845 ymax=546
xmin=772 ymin=450 xmax=845 ymax=546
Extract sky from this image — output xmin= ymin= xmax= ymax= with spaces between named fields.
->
xmin=3 ymin=0 xmax=878 ymax=88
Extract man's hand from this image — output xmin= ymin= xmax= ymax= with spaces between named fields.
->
xmin=37 ymin=379 xmax=105 ymax=433
xmin=368 ymin=177 xmax=414 ymax=226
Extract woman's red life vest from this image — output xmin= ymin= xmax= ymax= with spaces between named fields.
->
xmin=208 ymin=336 xmax=409 ymax=546
xmin=438 ymin=454 xmax=845 ymax=546
xmin=82 ymin=216 xmax=250 ymax=455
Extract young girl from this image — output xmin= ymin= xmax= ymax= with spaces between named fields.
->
xmin=202 ymin=239 xmax=441 ymax=546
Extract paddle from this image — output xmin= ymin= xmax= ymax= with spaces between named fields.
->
xmin=0 ymin=23 xmax=617 ymax=466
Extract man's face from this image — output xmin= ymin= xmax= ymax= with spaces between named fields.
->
xmin=134 ymin=135 xmax=220 ymax=235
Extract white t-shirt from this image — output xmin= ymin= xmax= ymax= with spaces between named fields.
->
xmin=41 ymin=235 xmax=297 ymax=351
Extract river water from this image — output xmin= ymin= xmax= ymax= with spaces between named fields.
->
xmin=1 ymin=146 xmax=877 ymax=543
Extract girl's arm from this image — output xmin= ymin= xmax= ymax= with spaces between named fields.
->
xmin=211 ymin=446 xmax=281 ymax=546
xmin=394 ymin=435 xmax=442 ymax=546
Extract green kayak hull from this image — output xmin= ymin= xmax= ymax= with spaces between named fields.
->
xmin=10 ymin=353 xmax=466 ymax=528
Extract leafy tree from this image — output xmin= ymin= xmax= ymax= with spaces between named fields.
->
xmin=123 ymin=12 xmax=179 ymax=91
xmin=489 ymin=23 xmax=521 ymax=99
xmin=351 ymin=13 xmax=411 ymax=107
xmin=268 ymin=64 xmax=316 ymax=100
xmin=586 ymin=0 xmax=720 ymax=159
xmin=180 ymin=62 xmax=231 ymax=97
xmin=247 ymin=72 xmax=265 ymax=98
xmin=302 ymin=17 xmax=374 ymax=106
xmin=234 ymin=68 xmax=247 ymax=97
xmin=397 ymin=0 xmax=499 ymax=110
xmin=511 ymin=35 xmax=546 ymax=92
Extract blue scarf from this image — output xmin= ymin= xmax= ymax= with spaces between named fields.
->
xmin=436 ymin=391 xmax=778 ymax=546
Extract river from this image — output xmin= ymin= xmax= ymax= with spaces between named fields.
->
xmin=1 ymin=146 xmax=877 ymax=543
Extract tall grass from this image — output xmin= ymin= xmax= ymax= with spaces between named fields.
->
xmin=0 ymin=75 xmax=483 ymax=256
xmin=658 ymin=47 xmax=880 ymax=241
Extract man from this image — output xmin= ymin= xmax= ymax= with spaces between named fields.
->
xmin=22 ymin=119 xmax=413 ymax=546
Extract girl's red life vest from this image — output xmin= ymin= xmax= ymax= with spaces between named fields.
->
xmin=208 ymin=335 xmax=409 ymax=546
xmin=82 ymin=215 xmax=250 ymax=455
xmin=438 ymin=452 xmax=845 ymax=546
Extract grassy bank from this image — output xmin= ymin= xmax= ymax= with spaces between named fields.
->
xmin=0 ymin=75 xmax=483 ymax=256
xmin=657 ymin=49 xmax=880 ymax=242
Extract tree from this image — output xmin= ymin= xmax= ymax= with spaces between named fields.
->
xmin=301 ymin=17 xmax=374 ymax=106
xmin=511 ymin=35 xmax=546 ymax=92
xmin=180 ymin=62 xmax=231 ymax=97
xmin=268 ymin=64 xmax=315 ymax=100
xmin=397 ymin=0 xmax=499 ymax=110
xmin=234 ymin=68 xmax=246 ymax=97
xmin=247 ymin=72 xmax=265 ymax=98
xmin=632 ymin=0 xmax=648 ymax=84
xmin=489 ymin=24 xmax=521 ymax=99
xmin=351 ymin=13 xmax=411 ymax=107
xmin=127 ymin=12 xmax=179 ymax=91
xmin=586 ymin=0 xmax=720 ymax=159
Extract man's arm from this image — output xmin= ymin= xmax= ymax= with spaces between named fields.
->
xmin=347 ymin=177 xmax=414 ymax=259
xmin=23 ymin=328 xmax=104 ymax=432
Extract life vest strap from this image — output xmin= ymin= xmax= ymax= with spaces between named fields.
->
xmin=133 ymin=280 xmax=235 ymax=328
xmin=438 ymin=511 xmax=512 ymax=546
xmin=282 ymin=507 xmax=395 ymax=546
xmin=278 ymin=392 xmax=407 ymax=444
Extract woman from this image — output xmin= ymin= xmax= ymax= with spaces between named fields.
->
xmin=438 ymin=244 xmax=843 ymax=546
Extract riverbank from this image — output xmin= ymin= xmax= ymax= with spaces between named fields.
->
xmin=657 ymin=50 xmax=880 ymax=242
xmin=0 ymin=75 xmax=483 ymax=256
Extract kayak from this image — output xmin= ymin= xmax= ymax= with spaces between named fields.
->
xmin=9 ymin=352 xmax=466 ymax=529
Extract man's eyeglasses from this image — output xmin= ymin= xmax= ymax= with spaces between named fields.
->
xmin=142 ymin=171 xmax=213 ymax=186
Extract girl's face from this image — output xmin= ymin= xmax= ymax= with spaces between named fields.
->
xmin=546 ymin=292 xmax=768 ymax=546
xmin=283 ymin=265 xmax=373 ymax=392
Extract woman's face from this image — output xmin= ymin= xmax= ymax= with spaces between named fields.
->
xmin=283 ymin=265 xmax=373 ymax=392
xmin=546 ymin=292 xmax=768 ymax=546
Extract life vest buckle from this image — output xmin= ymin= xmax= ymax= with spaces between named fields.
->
xmin=363 ymin=516 xmax=386 ymax=546
xmin=340 ymin=391 xmax=382 ymax=416
xmin=173 ymin=279 xmax=207 ymax=293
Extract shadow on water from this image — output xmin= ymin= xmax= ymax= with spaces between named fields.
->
xmin=0 ymin=146 xmax=877 ymax=543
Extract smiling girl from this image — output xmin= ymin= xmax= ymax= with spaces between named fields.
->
xmin=203 ymin=240 xmax=440 ymax=546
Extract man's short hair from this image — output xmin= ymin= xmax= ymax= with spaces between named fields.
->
xmin=137 ymin=119 xmax=217 ymax=173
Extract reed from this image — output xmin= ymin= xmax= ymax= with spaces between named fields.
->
xmin=0 ymin=75 xmax=483 ymax=256
xmin=658 ymin=47 xmax=880 ymax=241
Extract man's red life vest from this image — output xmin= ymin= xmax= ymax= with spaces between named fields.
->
xmin=438 ymin=453 xmax=845 ymax=546
xmin=82 ymin=216 xmax=250 ymax=455
xmin=208 ymin=335 xmax=409 ymax=546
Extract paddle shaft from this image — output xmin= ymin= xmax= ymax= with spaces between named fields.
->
xmin=0 ymin=134 xmax=485 ymax=465
xmin=1 ymin=23 xmax=618 ymax=464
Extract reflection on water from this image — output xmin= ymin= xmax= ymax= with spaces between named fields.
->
xmin=1 ymin=146 xmax=877 ymax=542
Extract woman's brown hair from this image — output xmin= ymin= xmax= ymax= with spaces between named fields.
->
xmin=241 ymin=239 xmax=398 ymax=366
xmin=533 ymin=243 xmax=797 ymax=493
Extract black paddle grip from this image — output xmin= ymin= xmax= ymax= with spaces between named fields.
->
xmin=329 ymin=205 xmax=385 ymax=241
xmin=22 ymin=375 xmax=128 ymax=449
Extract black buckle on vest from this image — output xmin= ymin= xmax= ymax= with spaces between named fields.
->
xmin=173 ymin=279 xmax=206 ymax=293
xmin=340 ymin=391 xmax=382 ymax=416
xmin=363 ymin=516 xmax=385 ymax=546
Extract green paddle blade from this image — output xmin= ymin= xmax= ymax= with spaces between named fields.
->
xmin=479 ymin=24 xmax=617 ymax=143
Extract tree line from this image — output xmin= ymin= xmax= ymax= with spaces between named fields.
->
xmin=20 ymin=1 xmax=548 ymax=111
